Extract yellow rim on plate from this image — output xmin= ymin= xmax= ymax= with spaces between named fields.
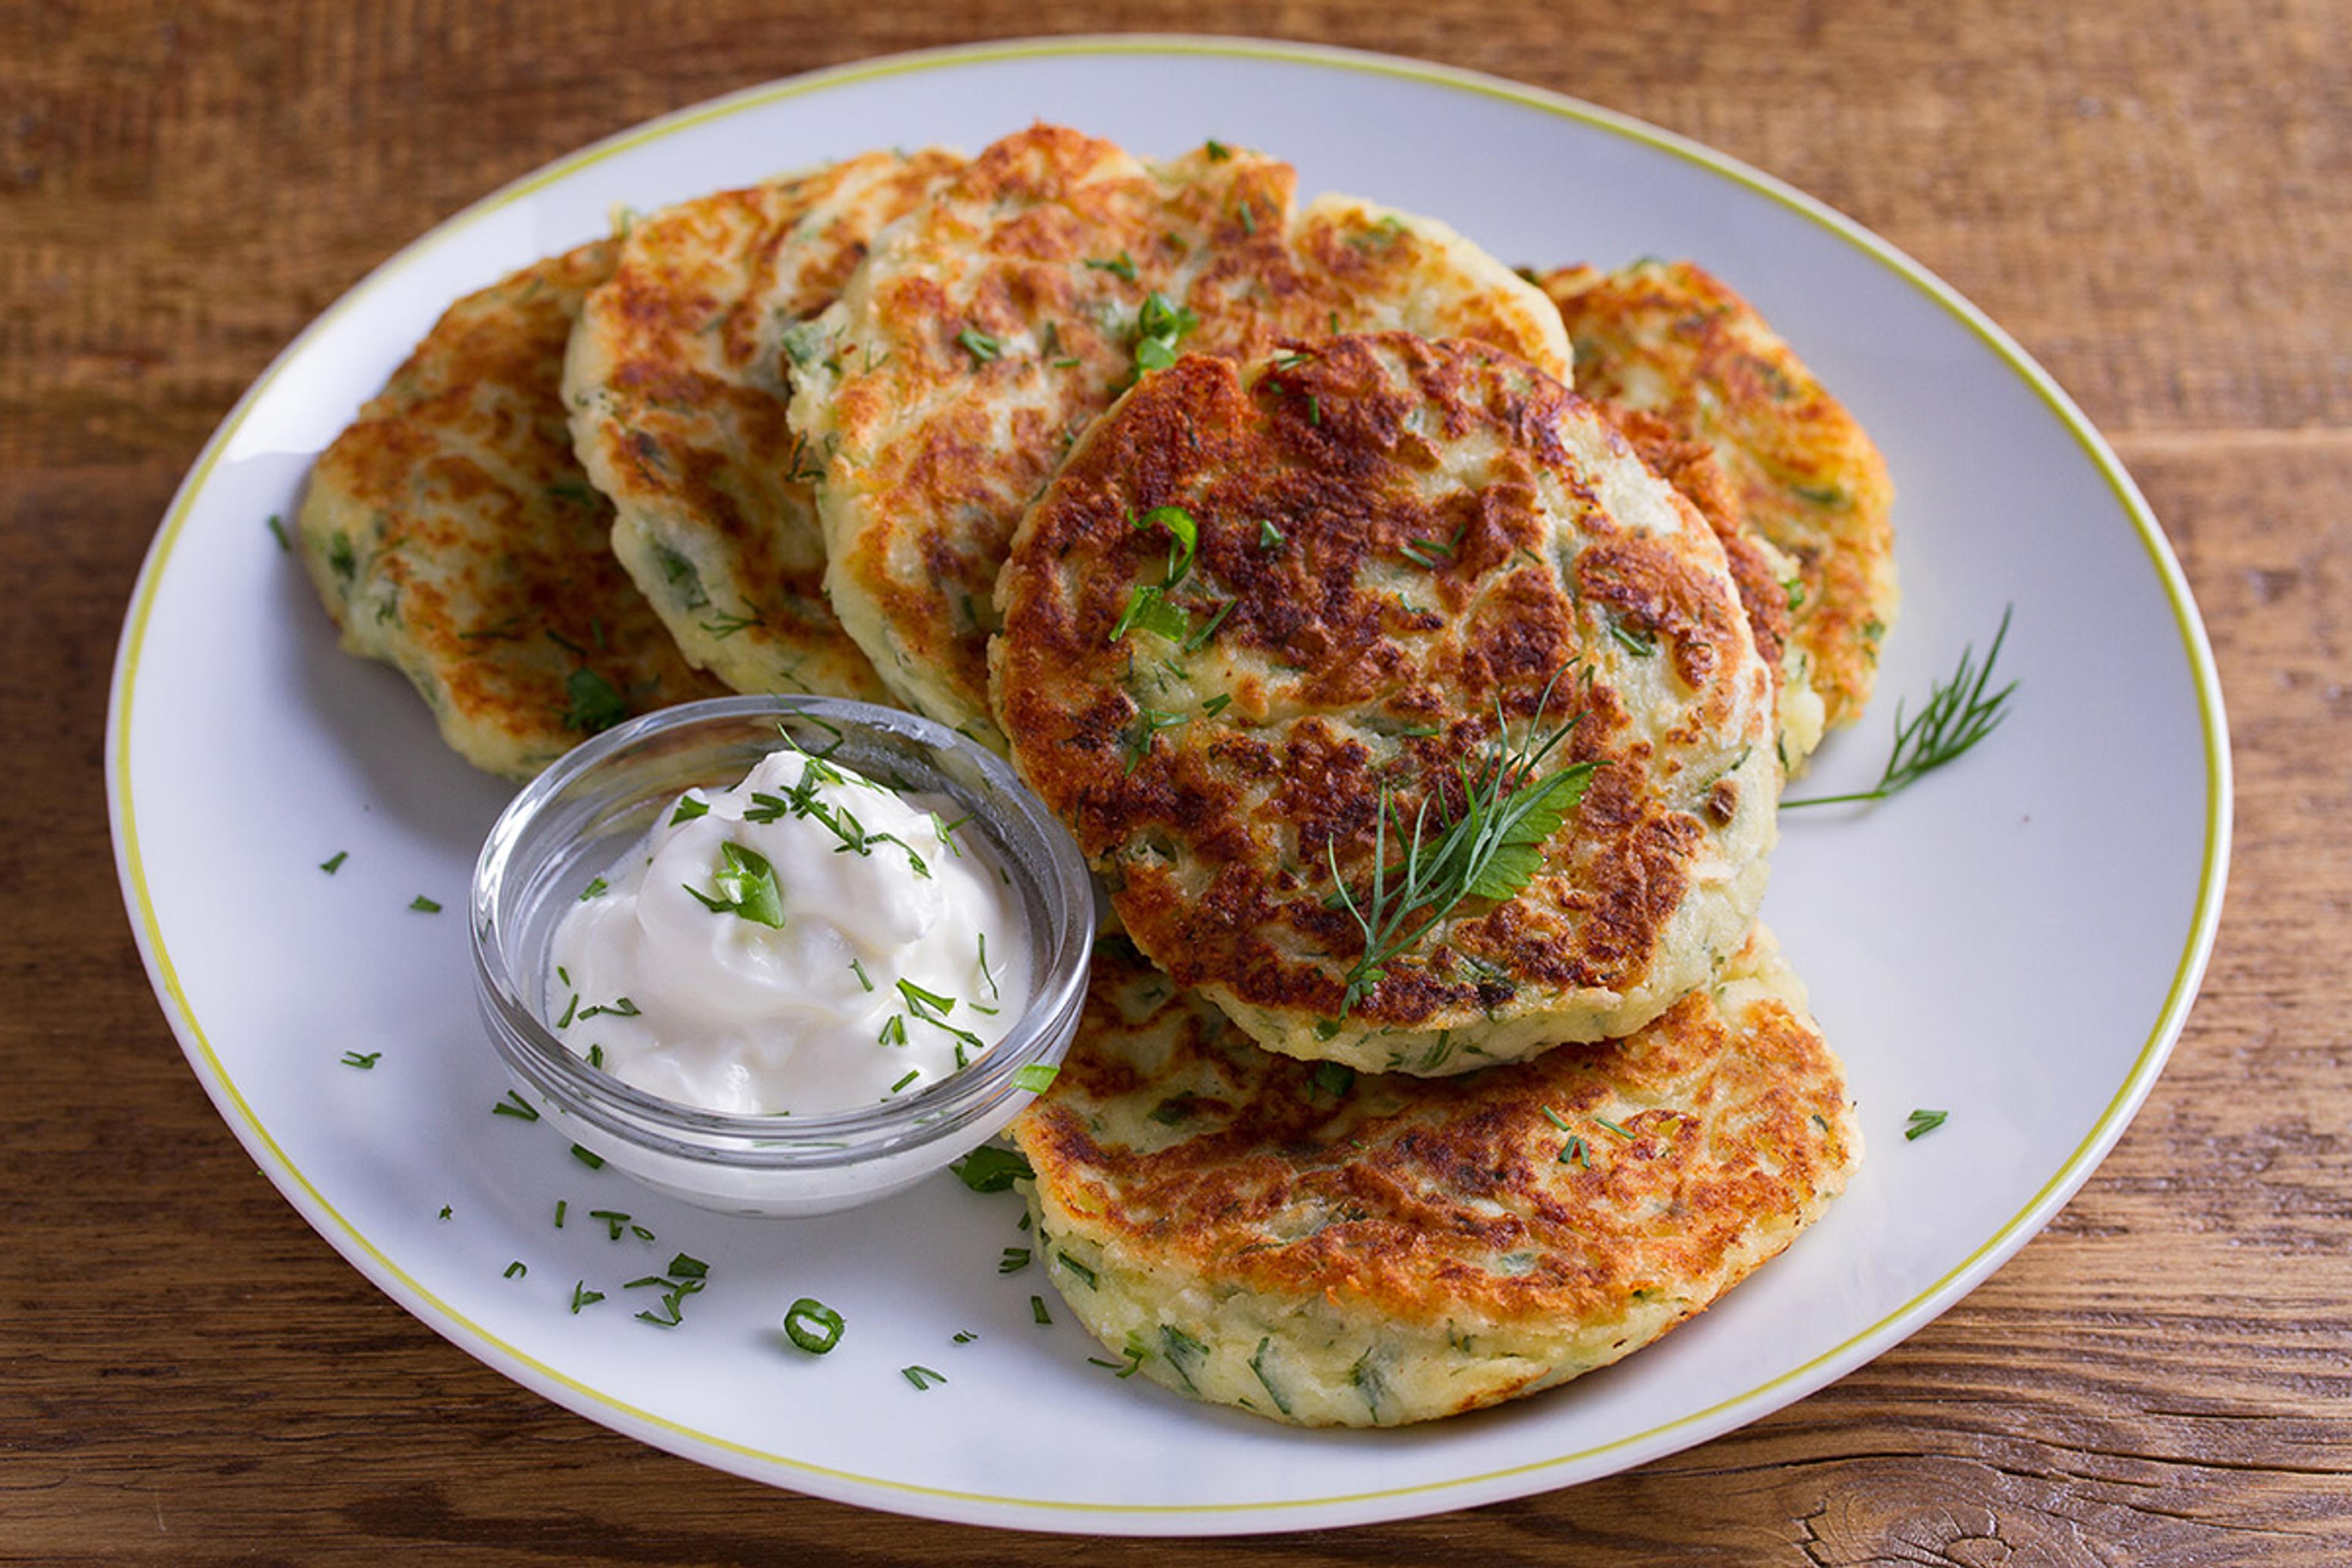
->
xmin=107 ymin=34 xmax=2231 ymax=1522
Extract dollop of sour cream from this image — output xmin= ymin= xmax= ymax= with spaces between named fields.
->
xmin=546 ymin=747 xmax=1030 ymax=1114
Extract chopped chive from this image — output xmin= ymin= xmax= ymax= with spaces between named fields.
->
xmin=587 ymin=1044 xmax=605 ymax=1068
xmin=1056 ymin=1251 xmax=1098 ymax=1288
xmin=1201 ymin=693 xmax=1232 ymax=716
xmin=1012 ymin=1063 xmax=1060 ymax=1094
xmin=578 ymin=877 xmax=608 ymax=901
xmin=1084 ymin=251 xmax=1137 ymax=282
xmin=1258 ymin=518 xmax=1284 ymax=549
xmin=554 ymin=1200 xmax=567 ymax=1229
xmin=1030 ymin=1294 xmax=1052 ymax=1325
xmin=896 ymin=977 xmax=956 ymax=1017
xmin=1307 ymin=394 xmax=1321 ymax=426
xmin=589 ymin=1208 xmax=630 ymax=1240
xmin=890 ymin=1068 xmax=921 ymax=1095
xmin=266 ymin=513 xmax=290 ymax=551
xmin=438 ymin=1205 xmax=453 ymax=1221
xmin=1204 ymin=138 xmax=1232 ymax=161
xmin=998 ymin=1248 xmax=1031 ymax=1274
xmin=1593 ymin=1115 xmax=1634 ymax=1140
xmin=976 ymin=933 xmax=1000 ymax=999
xmin=849 ymin=957 xmax=873 ymax=992
xmin=1540 ymin=1106 xmax=1571 ymax=1132
xmin=1180 ymin=598 xmax=1234 ymax=653
xmin=408 ymin=895 xmax=442 ymax=913
xmin=555 ymin=993 xmax=578 ymax=1028
xmin=878 ymin=1014 xmax=907 ymax=1047
xmin=784 ymin=1297 xmax=845 ymax=1354
xmin=503 ymin=1261 xmax=527 ymax=1280
xmin=1607 ymin=619 xmax=1657 ymax=657
xmin=630 ymin=1225 xmax=653 ymax=1242
xmin=1250 ymin=1337 xmax=1292 ymax=1416
xmin=492 ymin=1091 xmax=540 ymax=1122
xmin=667 ymin=1253 xmax=708 ymax=1281
xmin=669 ymin=795 xmax=710 ymax=825
xmin=1905 ymin=1108 xmax=1950 ymax=1141
xmin=1237 ymin=198 xmax=1256 ymax=235
xmin=956 ymin=327 xmax=1001 ymax=364
xmin=1559 ymin=1135 xmax=1588 ymax=1169
xmin=339 ymin=1050 xmax=380 ymax=1070
xmin=570 ymin=1144 xmax=606 ymax=1170
xmin=902 ymin=1365 xmax=945 ymax=1390
xmin=318 ymin=850 xmax=347 ymax=875
xmin=953 ymin=1330 xmax=978 ymax=1344
xmin=570 ymin=1281 xmax=605 ymax=1313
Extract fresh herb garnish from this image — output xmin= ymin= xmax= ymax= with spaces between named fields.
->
xmin=578 ymin=877 xmax=608 ymax=902
xmin=1181 ymin=598 xmax=1234 ymax=653
xmin=408 ymin=895 xmax=442 ymax=913
xmin=1131 ymin=290 xmax=1198 ymax=375
xmin=1119 ymin=704 xmax=1189 ymax=774
xmin=570 ymin=1144 xmax=605 ymax=1170
xmin=319 ymin=850 xmax=347 ymax=875
xmin=1109 ymin=584 xmax=1190 ymax=646
xmin=1085 ymin=251 xmax=1138 ymax=282
xmin=998 ymin=1247 xmax=1032 ymax=1275
xmin=1559 ymin=1134 xmax=1589 ymax=1169
xmin=848 ymin=957 xmax=873 ymax=992
xmin=503 ymin=1261 xmax=527 ymax=1280
xmin=1324 ymin=680 xmax=1596 ymax=1014
xmin=562 ymin=667 xmax=630 ymax=733
xmin=554 ymin=1200 xmax=567 ymax=1229
xmin=783 ymin=1298 xmax=844 ymax=1354
xmin=339 ymin=1050 xmax=380 ymax=1070
xmin=1784 ymin=608 xmax=2019 ymax=808
xmin=1250 ymin=1337 xmax=1292 ymax=1416
xmin=889 ymin=1068 xmax=921 ymax=1095
xmin=1592 ymin=1115 xmax=1634 ymax=1141
xmin=1313 ymin=1062 xmax=1355 ymax=1098
xmin=1012 ymin=1063 xmax=1060 ymax=1094
xmin=669 ymin=795 xmax=709 ymax=825
xmin=570 ymin=1281 xmax=605 ymax=1313
xmin=1134 ymin=505 xmax=1198 ymax=584
xmin=1055 ymin=1251 xmax=1097 ymax=1288
xmin=1204 ymin=138 xmax=1232 ymax=161
xmin=1606 ymin=618 xmax=1657 ymax=657
xmin=1258 ymin=518 xmax=1284 ymax=549
xmin=266 ymin=513 xmax=290 ymax=551
xmin=575 ymin=996 xmax=639 ymax=1020
xmin=956 ymin=327 xmax=1001 ymax=364
xmin=901 ymin=1365 xmax=946 ymax=1390
xmin=976 ymin=933 xmax=1000 ymax=999
xmin=682 ymin=841 xmax=785 ymax=927
xmin=878 ymin=1014 xmax=907 ymax=1047
xmin=1030 ymin=1294 xmax=1053 ymax=1325
xmin=1201 ymin=693 xmax=1232 ymax=717
xmin=952 ymin=1145 xmax=1033 ymax=1193
xmin=492 ymin=1091 xmax=539 ymax=1121
xmin=1904 ymin=1108 xmax=1950 ymax=1141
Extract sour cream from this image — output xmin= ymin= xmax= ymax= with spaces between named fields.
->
xmin=546 ymin=747 xmax=1030 ymax=1114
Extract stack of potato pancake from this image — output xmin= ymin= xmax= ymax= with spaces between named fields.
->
xmin=296 ymin=123 xmax=1899 ymax=1428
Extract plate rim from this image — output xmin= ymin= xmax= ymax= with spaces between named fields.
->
xmin=104 ymin=32 xmax=2234 ymax=1532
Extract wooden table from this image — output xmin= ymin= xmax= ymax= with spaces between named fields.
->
xmin=9 ymin=3 xmax=2348 ymax=1561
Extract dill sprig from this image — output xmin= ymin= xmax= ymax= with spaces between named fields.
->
xmin=1325 ymin=676 xmax=1597 ymax=1016
xmin=1784 ymin=607 xmax=2018 ymax=808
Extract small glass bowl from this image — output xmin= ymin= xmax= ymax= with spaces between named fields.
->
xmin=470 ymin=696 xmax=1095 ymax=1218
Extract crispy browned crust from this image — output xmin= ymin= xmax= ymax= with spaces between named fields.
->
xmin=1542 ymin=260 xmax=1897 ymax=731
xmin=1602 ymin=403 xmax=1793 ymax=692
xmin=295 ymin=241 xmax=727 ymax=779
xmin=796 ymin=124 xmax=1570 ymax=744
xmin=1012 ymin=928 xmax=1861 ymax=1425
xmin=568 ymin=152 xmax=963 ymax=701
xmin=991 ymin=334 xmax=1777 ymax=1068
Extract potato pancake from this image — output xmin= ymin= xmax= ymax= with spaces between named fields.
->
xmin=992 ymin=334 xmax=1777 ymax=1071
xmin=565 ymin=149 xmax=963 ymax=703
xmin=1012 ymin=926 xmax=1861 ymax=1427
xmin=295 ymin=241 xmax=726 ymax=780
xmin=1542 ymin=259 xmax=1898 ymax=752
xmin=789 ymin=124 xmax=1570 ymax=748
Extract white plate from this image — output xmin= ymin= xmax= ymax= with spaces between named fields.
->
xmin=107 ymin=37 xmax=2230 ymax=1536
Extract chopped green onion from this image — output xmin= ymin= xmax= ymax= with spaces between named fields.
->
xmin=784 ymin=1297 xmax=845 ymax=1354
xmin=1904 ymin=1108 xmax=1950 ymax=1141
xmin=1012 ymin=1063 xmax=1060 ymax=1094
xmin=266 ymin=513 xmax=290 ymax=551
xmin=339 ymin=1050 xmax=380 ymax=1070
xmin=408 ymin=895 xmax=442 ymax=913
xmin=318 ymin=850 xmax=347 ymax=875
xmin=669 ymin=795 xmax=710 ymax=825
xmin=902 ymin=1365 xmax=946 ymax=1390
xmin=1084 ymin=251 xmax=1137 ymax=282
xmin=570 ymin=1144 xmax=605 ymax=1170
xmin=503 ymin=1261 xmax=526 ymax=1280
xmin=1030 ymin=1294 xmax=1052 ymax=1325
xmin=998 ymin=1247 xmax=1032 ymax=1274
xmin=492 ymin=1091 xmax=539 ymax=1121
xmin=570 ymin=1281 xmax=605 ymax=1313
xmin=578 ymin=877 xmax=608 ymax=901
xmin=956 ymin=327 xmax=1001 ymax=364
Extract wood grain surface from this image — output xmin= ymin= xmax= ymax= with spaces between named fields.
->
xmin=7 ymin=2 xmax=2350 ymax=1562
